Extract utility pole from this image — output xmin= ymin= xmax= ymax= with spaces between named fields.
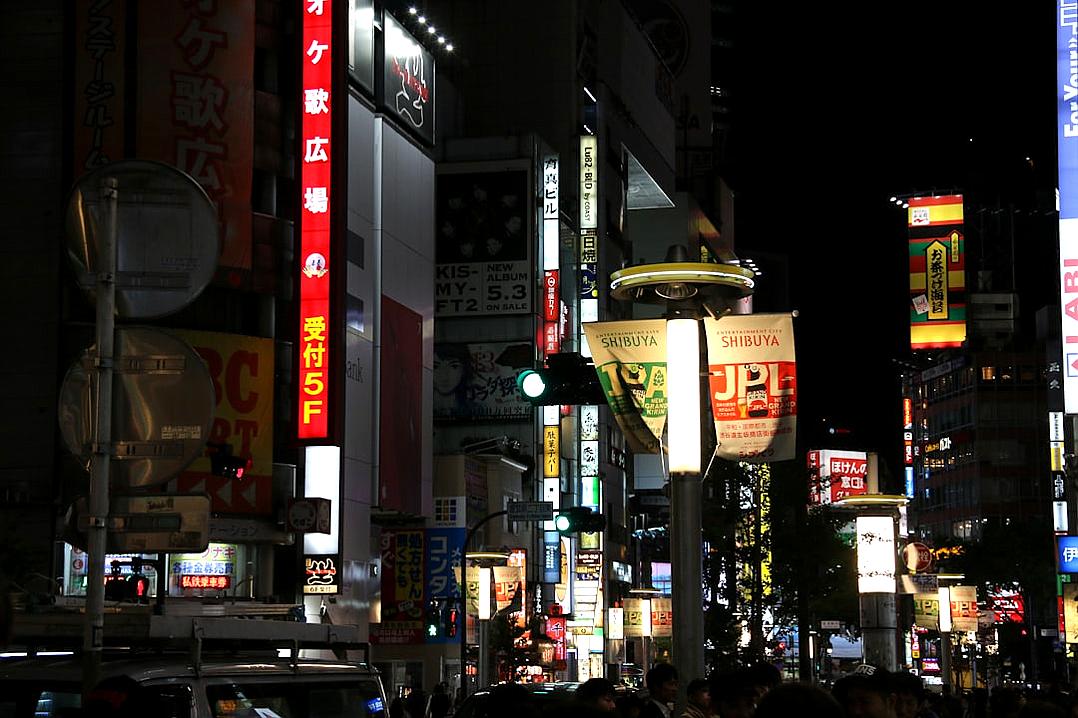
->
xmin=459 ymin=509 xmax=507 ymax=699
xmin=83 ymin=176 xmax=117 ymax=696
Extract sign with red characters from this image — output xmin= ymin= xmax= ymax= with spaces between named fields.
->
xmin=298 ymin=0 xmax=335 ymax=440
xmin=181 ymin=574 xmax=231 ymax=590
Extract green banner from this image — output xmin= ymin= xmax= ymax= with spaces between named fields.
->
xmin=583 ymin=320 xmax=667 ymax=454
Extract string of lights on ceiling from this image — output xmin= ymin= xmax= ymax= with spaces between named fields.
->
xmin=407 ymin=6 xmax=454 ymax=53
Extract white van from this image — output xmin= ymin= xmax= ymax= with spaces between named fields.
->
xmin=1 ymin=611 xmax=387 ymax=718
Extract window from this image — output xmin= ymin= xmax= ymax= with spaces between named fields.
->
xmin=209 ymin=680 xmax=385 ymax=718
xmin=433 ymin=497 xmax=459 ymax=525
xmin=981 ymin=366 xmax=996 ymax=381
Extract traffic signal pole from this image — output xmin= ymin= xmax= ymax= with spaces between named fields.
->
xmin=84 ymin=176 xmax=118 ymax=696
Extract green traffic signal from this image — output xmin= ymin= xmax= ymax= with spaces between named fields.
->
xmin=554 ymin=506 xmax=605 ymax=535
xmin=554 ymin=513 xmax=572 ymax=532
xmin=517 ymin=369 xmax=547 ymax=399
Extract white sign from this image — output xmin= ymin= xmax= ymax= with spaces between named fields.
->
xmin=1055 ymin=500 xmax=1070 ymax=533
xmin=856 ymin=515 xmax=896 ymax=594
xmin=579 ymin=135 xmax=598 ymax=230
xmin=543 ymin=154 xmax=559 ymax=270
xmin=1060 ymin=220 xmax=1078 ymax=411
xmin=607 ymin=607 xmax=624 ymax=640
xmin=1051 ymin=411 xmax=1065 ymax=442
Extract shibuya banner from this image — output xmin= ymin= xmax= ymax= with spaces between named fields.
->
xmin=584 ymin=314 xmax=797 ymax=462
xmin=583 ymin=320 xmax=668 ymax=454
xmin=705 ymin=315 xmax=797 ymax=462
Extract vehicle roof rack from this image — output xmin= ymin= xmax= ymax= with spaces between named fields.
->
xmin=12 ymin=602 xmax=370 ymax=675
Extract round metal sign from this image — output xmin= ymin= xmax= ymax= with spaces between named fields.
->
xmin=58 ymin=327 xmax=215 ymax=489
xmin=902 ymin=541 xmax=934 ymax=573
xmin=65 ymin=160 xmax=219 ymax=319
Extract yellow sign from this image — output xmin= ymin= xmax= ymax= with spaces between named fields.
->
xmin=1065 ymin=584 xmax=1078 ymax=644
xmin=544 ymin=426 xmax=560 ymax=478
xmin=926 ymin=240 xmax=949 ymax=320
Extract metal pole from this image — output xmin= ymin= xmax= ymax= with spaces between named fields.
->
xmin=670 ymin=473 xmax=704 ymax=682
xmin=83 ymin=176 xmax=118 ymax=696
xmin=459 ymin=510 xmax=508 ymax=699
xmin=478 ymin=618 xmax=490 ymax=689
xmin=941 ymin=630 xmax=952 ymax=692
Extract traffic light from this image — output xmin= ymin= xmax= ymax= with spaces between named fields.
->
xmin=104 ymin=560 xmax=126 ymax=601
xmin=553 ymin=506 xmax=605 ymax=535
xmin=208 ymin=442 xmax=252 ymax=479
xmin=516 ymin=353 xmax=605 ymax=406
xmin=425 ymin=600 xmax=442 ymax=638
xmin=446 ymin=604 xmax=460 ymax=638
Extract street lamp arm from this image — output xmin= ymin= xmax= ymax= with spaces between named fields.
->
xmin=460 ymin=509 xmax=509 ymax=699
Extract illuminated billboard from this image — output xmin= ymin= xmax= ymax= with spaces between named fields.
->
xmin=908 ymin=195 xmax=966 ymax=350
xmin=810 ymin=449 xmax=869 ymax=505
xmin=297 ymin=0 xmax=336 ymax=440
xmin=1058 ymin=2 xmax=1078 ymax=411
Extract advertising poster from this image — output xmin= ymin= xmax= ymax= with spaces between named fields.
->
xmin=465 ymin=565 xmax=481 ymax=645
xmin=949 ymin=585 xmax=978 ymax=632
xmin=373 ymin=530 xmax=425 ymax=645
xmin=908 ymin=195 xmax=966 ymax=350
xmin=380 ymin=299 xmax=423 ymax=515
xmin=493 ymin=565 xmax=525 ymax=625
xmin=1058 ymin=4 xmax=1078 ymax=412
xmin=383 ymin=12 xmax=434 ymax=145
xmin=815 ymin=450 xmax=869 ymax=504
xmin=913 ymin=593 xmax=940 ymax=630
xmin=175 ymin=330 xmax=273 ymax=515
xmin=650 ymin=597 xmax=673 ymax=638
xmin=705 ymin=314 xmax=797 ymax=462
xmin=136 ymin=0 xmax=254 ymax=276
xmin=424 ymin=528 xmax=464 ymax=600
xmin=434 ymin=342 xmax=531 ymax=420
xmin=582 ymin=320 xmax=668 ymax=453
xmin=1064 ymin=583 xmax=1078 ymax=645
xmin=435 ymin=169 xmax=531 ymax=316
xmin=73 ymin=0 xmax=126 ymax=173
xmin=623 ymin=598 xmax=650 ymax=638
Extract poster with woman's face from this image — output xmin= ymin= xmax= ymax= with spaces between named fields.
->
xmin=433 ymin=342 xmax=531 ymax=420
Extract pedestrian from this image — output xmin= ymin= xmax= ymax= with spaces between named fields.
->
xmin=575 ymin=677 xmax=619 ymax=713
xmin=389 ymin=697 xmax=407 ymax=718
xmin=426 ymin=682 xmax=452 ymax=718
xmin=831 ymin=664 xmax=897 ymax=718
xmin=405 ymin=686 xmax=427 ymax=718
xmin=711 ymin=669 xmax=758 ymax=718
xmin=641 ymin=663 xmax=680 ymax=718
xmin=681 ymin=679 xmax=713 ymax=718
xmin=755 ymin=683 xmax=843 ymax=718
xmin=617 ymin=694 xmax=647 ymax=718
xmin=890 ymin=671 xmax=932 ymax=718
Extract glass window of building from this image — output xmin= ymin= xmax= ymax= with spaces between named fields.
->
xmin=981 ymin=366 xmax=996 ymax=381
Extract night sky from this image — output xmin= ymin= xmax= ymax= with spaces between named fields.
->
xmin=728 ymin=3 xmax=1059 ymax=477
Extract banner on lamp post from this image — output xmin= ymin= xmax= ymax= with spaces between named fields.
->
xmin=582 ymin=320 xmax=667 ymax=453
xmin=705 ymin=314 xmax=797 ymax=463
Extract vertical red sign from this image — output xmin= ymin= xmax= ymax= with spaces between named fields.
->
xmin=298 ymin=0 xmax=333 ymax=439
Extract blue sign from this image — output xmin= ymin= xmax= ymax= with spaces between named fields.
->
xmin=544 ymin=531 xmax=561 ymax=583
xmin=424 ymin=528 xmax=464 ymax=600
xmin=905 ymin=467 xmax=915 ymax=499
xmin=1059 ymin=535 xmax=1078 ymax=572
xmin=1059 ymin=2 xmax=1078 ymax=218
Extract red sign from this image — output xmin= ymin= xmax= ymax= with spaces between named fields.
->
xmin=297 ymin=0 xmax=334 ymax=440
xmin=544 ymin=271 xmax=559 ymax=321
xmin=181 ymin=575 xmax=231 ymax=589
xmin=903 ymin=397 xmax=913 ymax=429
xmin=545 ymin=616 xmax=567 ymax=661
xmin=902 ymin=542 xmax=934 ymax=573
xmin=544 ymin=322 xmax=560 ymax=357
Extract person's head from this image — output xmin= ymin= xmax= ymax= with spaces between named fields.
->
xmin=577 ymin=678 xmax=618 ymax=712
xmin=433 ymin=344 xmax=472 ymax=397
xmin=747 ymin=661 xmax=783 ymax=697
xmin=712 ymin=669 xmax=759 ymax=718
xmin=832 ymin=665 xmax=897 ymax=718
xmin=889 ymin=671 xmax=925 ymax=718
xmin=687 ymin=679 xmax=712 ymax=711
xmin=646 ymin=663 xmax=680 ymax=704
xmin=756 ymin=683 xmax=843 ymax=718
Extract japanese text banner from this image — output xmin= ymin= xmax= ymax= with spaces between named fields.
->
xmin=908 ymin=195 xmax=966 ymax=350
xmin=705 ymin=314 xmax=797 ymax=463
xmin=582 ymin=320 xmax=668 ymax=454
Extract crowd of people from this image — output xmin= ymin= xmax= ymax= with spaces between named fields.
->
xmin=562 ymin=663 xmax=1078 ymax=718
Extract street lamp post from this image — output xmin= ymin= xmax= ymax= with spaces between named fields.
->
xmin=609 ymin=247 xmax=755 ymax=689
xmin=459 ymin=511 xmax=507 ymax=699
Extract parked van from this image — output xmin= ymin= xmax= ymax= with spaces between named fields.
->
xmin=2 ymin=609 xmax=387 ymax=718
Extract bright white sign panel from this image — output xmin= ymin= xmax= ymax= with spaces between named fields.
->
xmin=856 ymin=515 xmax=896 ymax=594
